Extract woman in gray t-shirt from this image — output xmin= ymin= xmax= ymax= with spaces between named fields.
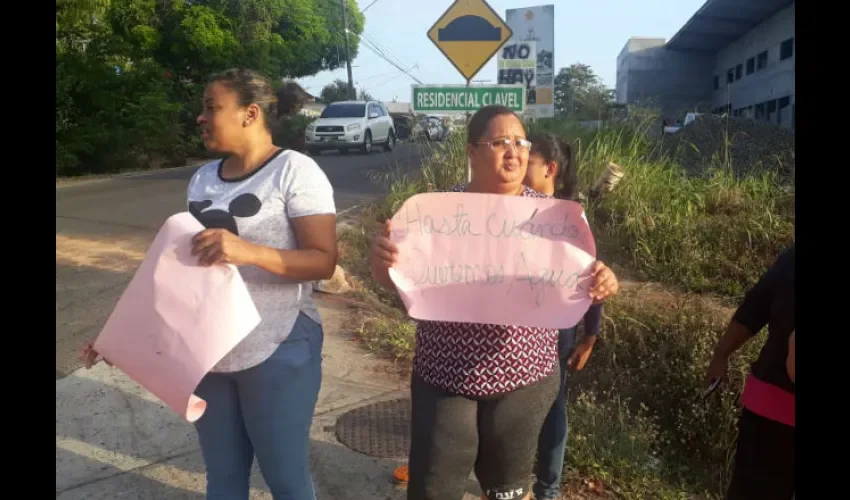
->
xmin=79 ymin=69 xmax=336 ymax=498
xmin=187 ymin=68 xmax=337 ymax=498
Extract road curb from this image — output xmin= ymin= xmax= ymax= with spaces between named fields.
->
xmin=56 ymin=163 xmax=205 ymax=189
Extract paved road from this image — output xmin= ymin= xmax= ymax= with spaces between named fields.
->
xmin=56 ymin=143 xmax=426 ymax=379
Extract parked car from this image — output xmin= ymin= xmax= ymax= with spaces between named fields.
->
xmin=663 ymin=112 xmax=702 ymax=134
xmin=305 ymin=100 xmax=396 ymax=155
xmin=413 ymin=115 xmax=449 ymax=142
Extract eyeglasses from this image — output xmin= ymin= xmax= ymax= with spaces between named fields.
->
xmin=477 ymin=138 xmax=532 ymax=152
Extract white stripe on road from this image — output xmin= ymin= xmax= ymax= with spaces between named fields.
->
xmin=56 ymin=436 xmax=271 ymax=497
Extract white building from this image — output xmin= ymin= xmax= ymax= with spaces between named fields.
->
xmin=616 ymin=0 xmax=794 ymax=129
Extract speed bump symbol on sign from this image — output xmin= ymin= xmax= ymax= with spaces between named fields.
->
xmin=427 ymin=0 xmax=513 ymax=81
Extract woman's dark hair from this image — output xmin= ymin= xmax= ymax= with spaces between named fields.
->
xmin=467 ymin=105 xmax=522 ymax=144
xmin=277 ymin=81 xmax=311 ymax=118
xmin=528 ymin=131 xmax=577 ymax=200
xmin=207 ymin=68 xmax=278 ymax=133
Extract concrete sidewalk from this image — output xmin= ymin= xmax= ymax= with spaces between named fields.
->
xmin=56 ymin=296 xmax=482 ymax=499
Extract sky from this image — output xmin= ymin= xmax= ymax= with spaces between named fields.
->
xmin=296 ymin=0 xmax=707 ymax=103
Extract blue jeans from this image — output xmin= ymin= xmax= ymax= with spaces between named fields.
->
xmin=533 ymin=327 xmax=576 ymax=499
xmin=193 ymin=312 xmax=323 ymax=500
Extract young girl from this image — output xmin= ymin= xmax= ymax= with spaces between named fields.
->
xmin=524 ymin=131 xmax=608 ymax=500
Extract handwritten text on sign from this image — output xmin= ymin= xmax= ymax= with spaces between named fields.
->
xmin=387 ymin=192 xmax=597 ymax=329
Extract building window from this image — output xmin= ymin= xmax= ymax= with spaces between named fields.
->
xmin=780 ymin=38 xmax=794 ymax=60
xmin=747 ymin=57 xmax=755 ymax=75
xmin=727 ymin=68 xmax=734 ymax=84
xmin=756 ymin=50 xmax=768 ymax=70
xmin=778 ymin=96 xmax=791 ymax=126
xmin=767 ymin=99 xmax=777 ymax=123
xmin=713 ymin=75 xmax=719 ymax=90
xmin=735 ymin=64 xmax=743 ymax=80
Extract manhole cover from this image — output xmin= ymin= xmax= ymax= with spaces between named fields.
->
xmin=335 ymin=397 xmax=411 ymax=458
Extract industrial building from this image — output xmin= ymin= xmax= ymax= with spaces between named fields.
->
xmin=616 ymin=0 xmax=794 ymax=129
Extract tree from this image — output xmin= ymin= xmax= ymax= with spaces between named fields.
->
xmin=553 ymin=63 xmax=616 ymax=120
xmin=56 ymin=0 xmax=365 ymax=175
xmin=319 ymin=81 xmax=375 ymax=103
xmin=320 ymin=79 xmax=352 ymax=103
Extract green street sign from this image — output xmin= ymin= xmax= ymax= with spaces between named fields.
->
xmin=412 ymin=84 xmax=525 ymax=113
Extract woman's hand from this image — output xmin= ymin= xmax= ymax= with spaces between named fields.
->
xmin=191 ymin=229 xmax=257 ymax=267
xmin=371 ymin=220 xmax=399 ymax=269
xmin=705 ymin=353 xmax=729 ymax=386
xmin=566 ymin=336 xmax=597 ymax=373
xmin=588 ymin=260 xmax=619 ymax=304
xmin=80 ymin=342 xmax=112 ymax=369
xmin=370 ymin=220 xmax=399 ymax=290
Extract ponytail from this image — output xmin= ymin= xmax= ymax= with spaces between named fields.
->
xmin=554 ymin=137 xmax=577 ymax=201
xmin=528 ymin=131 xmax=578 ymax=201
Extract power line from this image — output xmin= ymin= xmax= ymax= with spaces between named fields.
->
xmin=360 ymin=0 xmax=382 ymax=13
xmin=368 ymin=72 xmax=407 ymax=89
xmin=360 ymin=30 xmax=424 ymax=81
xmin=359 ymin=37 xmax=423 ymax=84
xmin=359 ymin=33 xmax=423 ymax=83
xmin=357 ymin=69 xmax=404 ymax=84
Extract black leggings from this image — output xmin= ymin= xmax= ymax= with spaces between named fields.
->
xmin=407 ymin=366 xmax=560 ymax=500
xmin=726 ymin=409 xmax=795 ymax=499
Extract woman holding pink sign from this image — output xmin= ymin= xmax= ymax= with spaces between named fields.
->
xmin=84 ymin=69 xmax=338 ymax=500
xmin=185 ymin=69 xmax=337 ymax=500
xmin=370 ymin=105 xmax=619 ymax=500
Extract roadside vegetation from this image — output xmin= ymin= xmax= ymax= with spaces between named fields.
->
xmin=56 ymin=0 xmax=365 ymax=177
xmin=338 ymin=112 xmax=794 ymax=499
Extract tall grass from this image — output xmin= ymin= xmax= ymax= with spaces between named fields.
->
xmin=362 ymin=116 xmax=794 ymax=300
xmin=568 ymin=287 xmax=762 ymax=497
xmin=570 ymin=120 xmax=794 ymax=299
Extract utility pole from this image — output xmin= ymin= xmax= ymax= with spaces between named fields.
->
xmin=341 ymin=0 xmax=355 ymax=100
xmin=465 ymin=78 xmax=472 ymax=182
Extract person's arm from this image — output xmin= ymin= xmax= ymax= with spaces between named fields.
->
xmin=250 ymin=214 xmax=337 ymax=280
xmin=706 ymin=246 xmax=793 ymax=383
xmin=583 ymin=302 xmax=603 ymax=338
xmin=566 ymin=303 xmax=603 ymax=372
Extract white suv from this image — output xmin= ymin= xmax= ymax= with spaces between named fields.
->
xmin=305 ymin=100 xmax=396 ymax=155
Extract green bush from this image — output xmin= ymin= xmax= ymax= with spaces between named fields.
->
xmin=273 ymin=114 xmax=313 ymax=152
xmin=56 ymin=55 xmax=187 ymax=176
xmin=575 ymin=123 xmax=794 ymax=299
xmin=570 ymin=291 xmax=761 ymax=496
xmin=566 ymin=390 xmax=697 ymax=499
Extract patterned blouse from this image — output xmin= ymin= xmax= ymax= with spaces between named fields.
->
xmin=412 ymin=183 xmax=560 ymax=397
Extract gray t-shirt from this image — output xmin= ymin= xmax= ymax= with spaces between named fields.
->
xmin=186 ymin=148 xmax=335 ymax=373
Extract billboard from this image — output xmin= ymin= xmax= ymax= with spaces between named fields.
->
xmin=497 ymin=41 xmax=537 ymax=109
xmin=504 ymin=5 xmax=555 ymax=118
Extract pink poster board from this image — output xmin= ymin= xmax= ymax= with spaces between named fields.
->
xmin=93 ymin=212 xmax=260 ymax=422
xmin=388 ymin=192 xmax=597 ymax=329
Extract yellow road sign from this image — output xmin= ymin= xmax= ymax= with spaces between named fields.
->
xmin=427 ymin=0 xmax=513 ymax=81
